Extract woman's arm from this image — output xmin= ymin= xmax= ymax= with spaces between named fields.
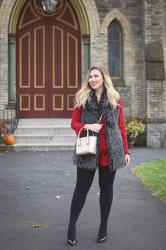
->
xmin=118 ymin=98 xmax=130 ymax=155
xmin=71 ymin=107 xmax=85 ymax=135
xmin=71 ymin=107 xmax=103 ymax=134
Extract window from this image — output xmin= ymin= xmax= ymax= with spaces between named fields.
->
xmin=108 ymin=20 xmax=122 ymax=80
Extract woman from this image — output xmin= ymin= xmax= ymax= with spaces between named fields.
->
xmin=67 ymin=66 xmax=130 ymax=245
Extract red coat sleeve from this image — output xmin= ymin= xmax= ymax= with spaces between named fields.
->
xmin=71 ymin=107 xmax=86 ymax=135
xmin=118 ymin=98 xmax=130 ymax=154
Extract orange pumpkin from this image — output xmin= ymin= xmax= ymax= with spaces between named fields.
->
xmin=5 ymin=134 xmax=15 ymax=145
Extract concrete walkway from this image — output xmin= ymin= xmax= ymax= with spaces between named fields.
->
xmin=0 ymin=148 xmax=166 ymax=250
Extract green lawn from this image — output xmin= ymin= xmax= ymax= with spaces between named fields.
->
xmin=131 ymin=159 xmax=166 ymax=203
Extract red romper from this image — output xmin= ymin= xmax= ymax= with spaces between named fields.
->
xmin=71 ymin=98 xmax=129 ymax=167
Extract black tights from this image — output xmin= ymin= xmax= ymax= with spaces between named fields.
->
xmin=68 ymin=166 xmax=116 ymax=237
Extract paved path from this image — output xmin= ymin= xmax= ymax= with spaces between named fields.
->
xmin=0 ymin=148 xmax=166 ymax=250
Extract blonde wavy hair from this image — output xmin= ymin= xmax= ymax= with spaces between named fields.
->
xmin=74 ymin=66 xmax=120 ymax=108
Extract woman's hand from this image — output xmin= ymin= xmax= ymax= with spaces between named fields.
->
xmin=124 ymin=154 xmax=130 ymax=165
xmin=84 ymin=123 xmax=103 ymax=133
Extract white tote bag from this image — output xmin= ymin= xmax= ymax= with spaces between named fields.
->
xmin=76 ymin=127 xmax=97 ymax=155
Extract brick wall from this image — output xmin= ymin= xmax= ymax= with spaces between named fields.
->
xmin=94 ymin=0 xmax=165 ymax=147
xmin=144 ymin=0 xmax=166 ymax=147
xmin=96 ymin=1 xmax=146 ymax=119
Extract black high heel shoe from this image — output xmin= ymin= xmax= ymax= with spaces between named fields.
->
xmin=97 ymin=235 xmax=107 ymax=243
xmin=67 ymin=239 xmax=77 ymax=246
xmin=97 ymin=223 xmax=107 ymax=243
xmin=67 ymin=226 xmax=77 ymax=246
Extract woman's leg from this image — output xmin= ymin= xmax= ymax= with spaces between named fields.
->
xmin=97 ymin=167 xmax=116 ymax=242
xmin=67 ymin=167 xmax=95 ymax=243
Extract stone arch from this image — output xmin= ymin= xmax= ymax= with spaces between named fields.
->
xmin=101 ymin=8 xmax=134 ymax=34
xmin=8 ymin=0 xmax=92 ymax=35
xmin=0 ymin=0 xmax=100 ymax=45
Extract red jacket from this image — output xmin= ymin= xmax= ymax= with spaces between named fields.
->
xmin=71 ymin=98 xmax=129 ymax=167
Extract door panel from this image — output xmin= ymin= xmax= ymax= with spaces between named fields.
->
xmin=16 ymin=0 xmax=81 ymax=118
xmin=34 ymin=26 xmax=45 ymax=88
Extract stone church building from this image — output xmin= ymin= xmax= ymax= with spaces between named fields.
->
xmin=0 ymin=0 xmax=165 ymax=149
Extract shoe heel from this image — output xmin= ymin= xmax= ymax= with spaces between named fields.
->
xmin=67 ymin=225 xmax=77 ymax=246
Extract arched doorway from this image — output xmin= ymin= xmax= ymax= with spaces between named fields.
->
xmin=16 ymin=0 xmax=81 ymax=118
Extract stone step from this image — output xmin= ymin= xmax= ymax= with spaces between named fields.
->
xmin=14 ymin=126 xmax=74 ymax=136
xmin=2 ymin=119 xmax=77 ymax=152
xmin=0 ymin=143 xmax=75 ymax=152
xmin=15 ymin=134 xmax=76 ymax=144
xmin=18 ymin=118 xmax=71 ymax=126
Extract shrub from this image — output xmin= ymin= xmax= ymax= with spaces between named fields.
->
xmin=125 ymin=117 xmax=145 ymax=139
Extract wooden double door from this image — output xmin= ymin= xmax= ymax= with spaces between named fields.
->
xmin=16 ymin=0 xmax=81 ymax=118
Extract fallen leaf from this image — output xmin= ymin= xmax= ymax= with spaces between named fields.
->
xmin=32 ymin=224 xmax=41 ymax=229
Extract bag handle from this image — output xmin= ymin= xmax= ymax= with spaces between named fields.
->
xmin=78 ymin=127 xmax=89 ymax=138
xmin=98 ymin=115 xmax=103 ymax=123
xmin=77 ymin=115 xmax=102 ymax=145
xmin=77 ymin=127 xmax=89 ymax=146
